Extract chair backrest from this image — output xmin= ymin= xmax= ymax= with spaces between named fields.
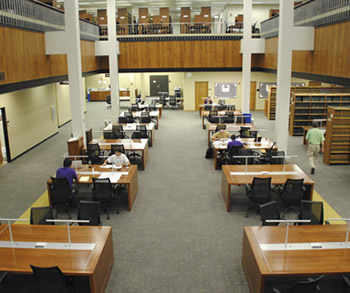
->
xmin=136 ymin=125 xmax=148 ymax=137
xmin=130 ymin=104 xmax=139 ymax=112
xmin=87 ymin=143 xmax=101 ymax=164
xmin=228 ymin=145 xmax=242 ymax=158
xmin=148 ymin=105 xmax=157 ymax=111
xmin=236 ymin=116 xmax=246 ymax=124
xmin=30 ymin=206 xmax=54 ymax=225
xmin=299 ymin=200 xmax=324 ymax=225
xmin=92 ymin=178 xmax=113 ymax=203
xmin=240 ymin=127 xmax=252 ymax=138
xmin=218 ymin=99 xmax=225 ymax=105
xmin=224 ymin=111 xmax=235 ymax=123
xmin=77 ymin=200 xmax=101 ymax=226
xmin=215 ymin=125 xmax=226 ymax=132
xmin=169 ymin=96 xmax=177 ymax=105
xmin=132 ymin=131 xmax=142 ymax=139
xmin=289 ymin=275 xmax=325 ymax=293
xmin=30 ymin=265 xmax=67 ymax=293
xmin=125 ymin=112 xmax=134 ymax=123
xmin=238 ymin=148 xmax=255 ymax=164
xmin=118 ymin=116 xmax=127 ymax=123
xmin=259 ymin=201 xmax=280 ymax=226
xmin=209 ymin=110 xmax=217 ymax=116
xmin=141 ymin=111 xmax=151 ymax=123
xmin=111 ymin=144 xmax=125 ymax=154
xmin=112 ymin=125 xmax=124 ymax=139
xmin=106 ymin=95 xmax=111 ymax=104
xmin=204 ymin=104 xmax=212 ymax=111
xmin=269 ymin=150 xmax=285 ymax=164
xmin=50 ymin=177 xmax=73 ymax=204
xmin=282 ymin=178 xmax=305 ymax=205
xmin=250 ymin=177 xmax=272 ymax=203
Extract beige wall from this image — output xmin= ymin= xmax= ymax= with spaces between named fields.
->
xmin=0 ymin=84 xmax=58 ymax=159
xmin=55 ymin=83 xmax=71 ymax=126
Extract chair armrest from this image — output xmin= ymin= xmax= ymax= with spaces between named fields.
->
xmin=245 ymin=184 xmax=252 ymax=192
xmin=272 ymin=289 xmax=281 ymax=293
xmin=325 ymin=220 xmax=331 ymax=225
xmin=343 ymin=275 xmax=350 ymax=286
xmin=302 ymin=186 xmax=306 ymax=192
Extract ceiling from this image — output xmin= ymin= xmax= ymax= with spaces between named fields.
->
xmin=56 ymin=0 xmax=280 ymax=21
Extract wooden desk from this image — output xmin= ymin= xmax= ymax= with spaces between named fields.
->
xmin=103 ymin=123 xmax=155 ymax=146
xmin=221 ymin=164 xmax=314 ymax=212
xmin=207 ymin=123 xmax=257 ymax=147
xmin=213 ymin=138 xmax=275 ymax=170
xmin=242 ymin=225 xmax=350 ymax=293
xmin=91 ymin=138 xmax=149 ymax=170
xmin=48 ymin=164 xmax=138 ymax=211
xmin=0 ymin=224 xmax=113 ymax=293
xmin=199 ymin=104 xmax=237 ymax=117
xmin=201 ymin=110 xmax=241 ymax=129
xmin=120 ymin=111 xmax=159 ymax=129
xmin=138 ymin=104 xmax=163 ymax=118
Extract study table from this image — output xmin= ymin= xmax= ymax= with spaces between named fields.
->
xmin=48 ymin=164 xmax=138 ymax=211
xmin=145 ymin=96 xmax=184 ymax=109
xmin=138 ymin=104 xmax=163 ymax=118
xmin=221 ymin=164 xmax=314 ymax=212
xmin=213 ymin=138 xmax=276 ymax=170
xmin=91 ymin=138 xmax=148 ymax=170
xmin=198 ymin=103 xmax=237 ymax=117
xmin=0 ymin=224 xmax=113 ymax=293
xmin=242 ymin=224 xmax=350 ymax=293
xmin=120 ymin=111 xmax=160 ymax=129
xmin=206 ymin=123 xmax=257 ymax=147
xmin=103 ymin=122 xmax=155 ymax=146
xmin=201 ymin=110 xmax=242 ymax=129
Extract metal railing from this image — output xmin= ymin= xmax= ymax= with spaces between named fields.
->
xmin=0 ymin=0 xmax=99 ymax=41
xmin=261 ymin=0 xmax=350 ymax=38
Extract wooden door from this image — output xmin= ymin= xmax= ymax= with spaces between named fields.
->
xmin=195 ymin=82 xmax=208 ymax=111
xmin=250 ymin=81 xmax=256 ymax=111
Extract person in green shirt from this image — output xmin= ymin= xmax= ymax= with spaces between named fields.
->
xmin=306 ymin=121 xmax=325 ymax=174
xmin=211 ymin=129 xmax=231 ymax=141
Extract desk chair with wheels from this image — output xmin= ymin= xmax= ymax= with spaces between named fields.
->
xmin=106 ymin=95 xmax=111 ymax=109
xmin=204 ymin=104 xmax=212 ymax=111
xmin=245 ymin=177 xmax=273 ymax=217
xmin=112 ymin=125 xmax=126 ymax=139
xmin=118 ymin=116 xmax=127 ymax=124
xmin=272 ymin=275 xmax=324 ymax=293
xmin=298 ymin=200 xmax=324 ymax=225
xmin=30 ymin=206 xmax=54 ymax=225
xmin=50 ymin=177 xmax=77 ymax=219
xmin=278 ymin=178 xmax=305 ymax=214
xmin=225 ymin=145 xmax=243 ymax=165
xmin=259 ymin=201 xmax=281 ymax=226
xmin=168 ymin=95 xmax=178 ymax=109
xmin=269 ymin=150 xmax=285 ymax=164
xmin=236 ymin=116 xmax=247 ymax=124
xmin=130 ymin=104 xmax=139 ymax=112
xmin=208 ymin=110 xmax=218 ymax=123
xmin=215 ymin=124 xmax=226 ymax=132
xmin=77 ymin=200 xmax=101 ymax=226
xmin=87 ymin=143 xmax=104 ymax=165
xmin=239 ymin=126 xmax=254 ymax=138
xmin=124 ymin=111 xmax=135 ymax=123
xmin=140 ymin=111 xmax=155 ymax=124
xmin=111 ymin=144 xmax=126 ymax=155
xmin=30 ymin=265 xmax=72 ymax=293
xmin=92 ymin=178 xmax=118 ymax=220
xmin=136 ymin=125 xmax=151 ymax=146
xmin=224 ymin=111 xmax=235 ymax=123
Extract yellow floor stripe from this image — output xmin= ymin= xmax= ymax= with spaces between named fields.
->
xmin=15 ymin=191 xmax=49 ymax=225
xmin=313 ymin=190 xmax=345 ymax=225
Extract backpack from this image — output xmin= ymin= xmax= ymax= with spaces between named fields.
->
xmin=205 ymin=147 xmax=213 ymax=159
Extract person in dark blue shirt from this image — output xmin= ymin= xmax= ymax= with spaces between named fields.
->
xmin=56 ymin=158 xmax=78 ymax=191
xmin=227 ymin=135 xmax=243 ymax=153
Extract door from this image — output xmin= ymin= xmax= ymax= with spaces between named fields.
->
xmin=195 ymin=82 xmax=208 ymax=111
xmin=0 ymin=107 xmax=11 ymax=163
xmin=250 ymin=81 xmax=257 ymax=111
xmin=150 ymin=75 xmax=169 ymax=96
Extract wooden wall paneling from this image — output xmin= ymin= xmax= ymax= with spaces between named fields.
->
xmin=97 ymin=9 xmax=107 ymax=25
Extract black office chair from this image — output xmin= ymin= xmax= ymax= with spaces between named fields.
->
xmin=140 ymin=111 xmax=154 ymax=124
xmin=87 ymin=143 xmax=104 ymax=165
xmin=259 ymin=201 xmax=281 ymax=226
xmin=204 ymin=104 xmax=212 ymax=111
xmin=228 ymin=104 xmax=236 ymax=111
xmin=272 ymin=275 xmax=324 ymax=293
xmin=168 ymin=95 xmax=177 ymax=109
xmin=239 ymin=127 xmax=254 ymax=138
xmin=239 ymin=148 xmax=259 ymax=165
xmin=136 ymin=125 xmax=151 ymax=146
xmin=118 ymin=116 xmax=127 ymax=123
xmin=130 ymin=103 xmax=139 ymax=112
xmin=225 ymin=145 xmax=243 ymax=165
xmin=30 ymin=206 xmax=54 ymax=225
xmin=124 ymin=111 xmax=134 ymax=123
xmin=278 ymin=178 xmax=305 ymax=214
xmin=269 ymin=150 xmax=285 ymax=164
xmin=30 ymin=265 xmax=72 ymax=293
xmin=298 ymin=200 xmax=324 ymax=225
xmin=77 ymin=200 xmax=101 ymax=226
xmin=106 ymin=94 xmax=111 ymax=109
xmin=208 ymin=110 xmax=219 ymax=123
xmin=217 ymin=104 xmax=227 ymax=111
xmin=50 ymin=177 xmax=77 ymax=219
xmin=112 ymin=125 xmax=125 ymax=139
xmin=236 ymin=116 xmax=247 ymax=124
xmin=215 ymin=124 xmax=226 ymax=132
xmin=245 ymin=177 xmax=273 ymax=217
xmin=111 ymin=144 xmax=126 ymax=155
xmin=148 ymin=104 xmax=157 ymax=112
xmin=158 ymin=95 xmax=167 ymax=106
xmin=224 ymin=111 xmax=235 ymax=123
xmin=92 ymin=178 xmax=118 ymax=220
xmin=135 ymin=94 xmax=141 ymax=104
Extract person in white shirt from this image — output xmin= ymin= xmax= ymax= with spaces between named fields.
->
xmin=103 ymin=151 xmax=130 ymax=166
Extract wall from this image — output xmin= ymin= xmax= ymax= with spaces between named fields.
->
xmin=0 ymin=85 xmax=58 ymax=159
xmin=55 ymin=83 xmax=71 ymax=126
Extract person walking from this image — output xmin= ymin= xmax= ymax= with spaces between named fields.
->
xmin=306 ymin=121 xmax=325 ymax=174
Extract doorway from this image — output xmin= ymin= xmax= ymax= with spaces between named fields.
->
xmin=150 ymin=75 xmax=169 ymax=96
xmin=0 ymin=107 xmax=11 ymax=164
xmin=250 ymin=81 xmax=257 ymax=111
xmin=195 ymin=82 xmax=208 ymax=111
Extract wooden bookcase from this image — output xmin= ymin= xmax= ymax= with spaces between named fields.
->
xmin=180 ymin=7 xmax=191 ymax=33
xmin=67 ymin=136 xmax=84 ymax=158
xmin=267 ymin=87 xmax=277 ymax=120
xmin=323 ymin=107 xmax=350 ymax=165
xmin=289 ymin=93 xmax=350 ymax=136
xmin=117 ymin=8 xmax=132 ymax=35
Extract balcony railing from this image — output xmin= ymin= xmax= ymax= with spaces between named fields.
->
xmin=261 ymin=0 xmax=350 ymax=39
xmin=0 ymin=0 xmax=99 ymax=41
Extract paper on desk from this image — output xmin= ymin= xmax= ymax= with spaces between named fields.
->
xmin=79 ymin=176 xmax=90 ymax=182
xmin=98 ymin=172 xmax=122 ymax=183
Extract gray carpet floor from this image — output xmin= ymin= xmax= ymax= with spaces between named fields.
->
xmin=0 ymin=102 xmax=349 ymax=293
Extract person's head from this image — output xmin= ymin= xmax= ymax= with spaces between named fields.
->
xmin=231 ymin=134 xmax=237 ymax=141
xmin=115 ymin=151 xmax=122 ymax=156
xmin=219 ymin=129 xmax=225 ymax=134
xmin=312 ymin=121 xmax=319 ymax=128
xmin=63 ymin=158 xmax=72 ymax=168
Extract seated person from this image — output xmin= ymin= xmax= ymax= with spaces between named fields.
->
xmin=103 ymin=151 xmax=130 ymax=167
xmin=211 ymin=129 xmax=231 ymax=141
xmin=56 ymin=158 xmax=78 ymax=191
xmin=227 ymin=134 xmax=243 ymax=153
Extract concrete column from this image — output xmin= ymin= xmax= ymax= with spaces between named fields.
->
xmin=64 ymin=0 xmax=85 ymax=142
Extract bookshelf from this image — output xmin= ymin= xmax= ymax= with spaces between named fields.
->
xmin=323 ymin=107 xmax=350 ymax=165
xmin=117 ymin=8 xmax=132 ymax=35
xmin=289 ymin=93 xmax=350 ymax=136
xmin=267 ymin=87 xmax=277 ymax=120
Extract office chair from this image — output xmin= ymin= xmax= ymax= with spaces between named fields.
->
xmin=215 ymin=124 xmax=226 ymax=132
xmin=239 ymin=148 xmax=259 ymax=165
xmin=124 ymin=111 xmax=135 ymax=123
xmin=269 ymin=150 xmax=285 ymax=164
xmin=259 ymin=201 xmax=281 ymax=226
xmin=278 ymin=178 xmax=305 ymax=214
xmin=236 ymin=116 xmax=247 ymax=124
xmin=272 ymin=275 xmax=324 ymax=293
xmin=225 ymin=145 xmax=243 ymax=165
xmin=245 ymin=177 xmax=273 ymax=217
xmin=140 ymin=111 xmax=154 ymax=124
xmin=50 ymin=177 xmax=77 ymax=219
xmin=136 ymin=125 xmax=151 ymax=146
xmin=204 ymin=104 xmax=212 ymax=111
xmin=92 ymin=178 xmax=118 ymax=220
xmin=77 ymin=200 xmax=101 ymax=226
xmin=158 ymin=95 xmax=167 ymax=106
xmin=208 ymin=110 xmax=219 ymax=123
xmin=228 ymin=104 xmax=236 ymax=111
xmin=217 ymin=104 xmax=227 ymax=111
xmin=135 ymin=94 xmax=141 ymax=104
xmin=130 ymin=103 xmax=139 ymax=112
xmin=224 ymin=111 xmax=235 ymax=123
xmin=148 ymin=104 xmax=157 ymax=112
xmin=298 ymin=200 xmax=324 ymax=225
xmin=106 ymin=94 xmax=111 ymax=109
xmin=112 ymin=125 xmax=125 ymax=139
xmin=239 ymin=127 xmax=254 ymax=138
xmin=218 ymin=99 xmax=225 ymax=105
xmin=87 ymin=143 xmax=104 ymax=165
xmin=30 ymin=265 xmax=72 ymax=293
xmin=118 ymin=116 xmax=127 ymax=124
xmin=111 ymin=144 xmax=126 ymax=155
xmin=168 ymin=95 xmax=178 ymax=109
xmin=103 ymin=131 xmax=113 ymax=139
xmin=30 ymin=206 xmax=54 ymax=225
